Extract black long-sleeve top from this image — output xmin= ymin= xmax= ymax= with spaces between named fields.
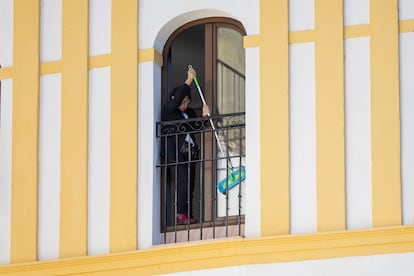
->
xmin=161 ymin=84 xmax=198 ymax=163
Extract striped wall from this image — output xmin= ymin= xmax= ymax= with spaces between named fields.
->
xmin=261 ymin=0 xmax=414 ymax=236
xmin=0 ymin=0 xmax=138 ymax=264
xmin=0 ymin=0 xmax=413 ymax=273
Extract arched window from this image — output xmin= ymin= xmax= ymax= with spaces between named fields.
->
xmin=158 ymin=18 xmax=246 ymax=243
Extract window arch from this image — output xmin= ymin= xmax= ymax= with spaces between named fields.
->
xmin=162 ymin=17 xmax=246 ymax=114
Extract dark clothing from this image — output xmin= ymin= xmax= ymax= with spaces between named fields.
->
xmin=160 ymin=83 xmax=197 ymax=163
xmin=161 ymin=83 xmax=199 ymax=217
xmin=161 ymin=83 xmax=192 ymax=122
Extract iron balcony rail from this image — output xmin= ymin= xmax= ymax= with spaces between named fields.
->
xmin=156 ymin=112 xmax=246 ymax=244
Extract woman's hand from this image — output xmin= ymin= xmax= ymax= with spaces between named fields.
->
xmin=202 ymin=104 xmax=210 ymax=117
xmin=185 ymin=67 xmax=196 ymax=86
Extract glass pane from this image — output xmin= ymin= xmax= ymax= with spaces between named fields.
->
xmin=216 ymin=27 xmax=245 ymax=115
xmin=216 ymin=27 xmax=246 ymax=217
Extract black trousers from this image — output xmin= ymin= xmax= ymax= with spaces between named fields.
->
xmin=167 ymin=158 xmax=195 ymax=216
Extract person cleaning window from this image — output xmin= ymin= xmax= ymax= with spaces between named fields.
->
xmin=161 ymin=67 xmax=210 ymax=225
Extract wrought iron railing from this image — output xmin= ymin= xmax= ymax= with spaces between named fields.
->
xmin=156 ymin=112 xmax=245 ymax=243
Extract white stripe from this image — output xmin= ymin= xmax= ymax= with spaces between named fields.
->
xmin=244 ymin=47 xmax=261 ymax=238
xmin=289 ymin=42 xmax=317 ymax=234
xmin=40 ymin=0 xmax=62 ymax=62
xmin=138 ymin=62 xmax=159 ymax=249
xmin=38 ymin=74 xmax=61 ymax=260
xmin=88 ymin=67 xmax=111 ymax=255
xmin=400 ymin=33 xmax=414 ymax=225
xmin=289 ymin=0 xmax=314 ymax=31
xmin=0 ymin=79 xmax=12 ymax=264
xmin=89 ymin=0 xmax=111 ymax=55
xmin=345 ymin=37 xmax=372 ymax=230
xmin=344 ymin=0 xmax=369 ymax=26
xmin=0 ymin=0 xmax=13 ymax=67
xmin=399 ymin=0 xmax=414 ymax=21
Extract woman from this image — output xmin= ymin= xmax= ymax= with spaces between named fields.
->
xmin=161 ymin=67 xmax=210 ymax=225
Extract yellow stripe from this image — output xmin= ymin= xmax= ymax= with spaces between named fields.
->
xmin=59 ymin=0 xmax=89 ymax=258
xmin=248 ymin=26 xmax=370 ymax=47
xmin=370 ymin=0 xmax=401 ymax=227
xmin=315 ymin=0 xmax=346 ymax=231
xmin=110 ymin=0 xmax=138 ymax=252
xmin=344 ymin=24 xmax=370 ymax=39
xmin=1 ymin=226 xmax=414 ymax=275
xmin=10 ymin=0 xmax=40 ymax=263
xmin=289 ymin=30 xmax=316 ymax=44
xmin=138 ymin=48 xmax=163 ymax=66
xmin=243 ymin=34 xmax=260 ymax=48
xmin=260 ymin=0 xmax=290 ymax=235
xmin=1 ymin=18 xmax=409 ymax=75
xmin=399 ymin=19 xmax=414 ymax=33
xmin=40 ymin=61 xmax=62 ymax=75
xmin=89 ymin=54 xmax=112 ymax=68
xmin=0 ymin=67 xmax=14 ymax=80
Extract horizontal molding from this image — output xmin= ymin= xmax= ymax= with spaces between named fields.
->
xmin=1 ymin=226 xmax=414 ymax=275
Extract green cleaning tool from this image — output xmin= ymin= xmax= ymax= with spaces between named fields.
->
xmin=188 ymin=65 xmax=246 ymax=194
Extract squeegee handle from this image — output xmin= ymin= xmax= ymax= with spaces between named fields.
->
xmin=188 ymin=65 xmax=208 ymax=107
xmin=194 ymin=77 xmax=208 ymax=106
xmin=188 ymin=65 xmax=230 ymax=163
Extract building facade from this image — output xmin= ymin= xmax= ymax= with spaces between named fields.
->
xmin=0 ymin=0 xmax=414 ymax=274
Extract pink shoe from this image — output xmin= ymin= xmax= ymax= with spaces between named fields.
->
xmin=177 ymin=213 xmax=196 ymax=225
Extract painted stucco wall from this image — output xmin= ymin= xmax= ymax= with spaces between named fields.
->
xmin=0 ymin=0 xmax=414 ymax=275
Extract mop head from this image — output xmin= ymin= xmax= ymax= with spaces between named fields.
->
xmin=217 ymin=166 xmax=246 ymax=195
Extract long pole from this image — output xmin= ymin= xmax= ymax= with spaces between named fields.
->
xmin=188 ymin=65 xmax=233 ymax=169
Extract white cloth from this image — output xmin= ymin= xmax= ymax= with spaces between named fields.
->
xmin=182 ymin=112 xmax=195 ymax=145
